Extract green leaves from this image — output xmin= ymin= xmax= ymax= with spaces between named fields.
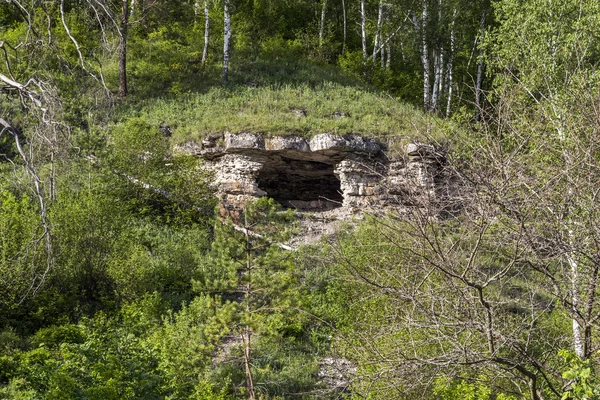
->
xmin=560 ymin=350 xmax=600 ymax=400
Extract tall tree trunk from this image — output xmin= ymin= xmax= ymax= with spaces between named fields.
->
xmin=385 ymin=6 xmax=391 ymax=68
xmin=474 ymin=11 xmax=486 ymax=121
xmin=119 ymin=0 xmax=129 ymax=97
xmin=445 ymin=9 xmax=456 ymax=117
xmin=431 ymin=50 xmax=441 ymax=111
xmin=202 ymin=0 xmax=209 ymax=63
xmin=223 ymin=0 xmax=231 ymax=83
xmin=319 ymin=0 xmax=328 ymax=46
xmin=421 ymin=0 xmax=431 ymax=111
xmin=431 ymin=0 xmax=444 ymax=112
xmin=341 ymin=0 xmax=347 ymax=53
xmin=361 ymin=0 xmax=367 ymax=65
xmin=372 ymin=0 xmax=384 ymax=64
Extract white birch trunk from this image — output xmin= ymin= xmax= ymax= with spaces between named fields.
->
xmin=320 ymin=0 xmax=328 ymax=46
xmin=568 ymin=249 xmax=585 ymax=358
xmin=372 ymin=0 xmax=384 ymax=64
xmin=431 ymin=50 xmax=440 ymax=111
xmin=202 ymin=0 xmax=209 ymax=63
xmin=223 ymin=0 xmax=231 ymax=83
xmin=421 ymin=0 xmax=431 ymax=111
xmin=361 ymin=0 xmax=367 ymax=63
xmin=385 ymin=7 xmax=391 ymax=68
xmin=431 ymin=0 xmax=444 ymax=112
xmin=445 ymin=9 xmax=456 ymax=117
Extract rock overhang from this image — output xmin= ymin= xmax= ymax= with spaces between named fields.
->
xmin=175 ymin=132 xmax=446 ymax=217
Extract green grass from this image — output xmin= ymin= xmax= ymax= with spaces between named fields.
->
xmin=112 ymin=46 xmax=457 ymax=153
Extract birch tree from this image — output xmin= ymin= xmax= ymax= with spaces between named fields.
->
xmin=420 ymin=0 xmax=431 ymax=111
xmin=319 ymin=0 xmax=328 ymax=46
xmin=223 ymin=0 xmax=231 ymax=83
xmin=202 ymin=0 xmax=210 ymax=63
xmin=372 ymin=0 xmax=384 ymax=64
xmin=487 ymin=0 xmax=600 ymax=362
xmin=445 ymin=8 xmax=456 ymax=117
xmin=361 ymin=0 xmax=367 ymax=65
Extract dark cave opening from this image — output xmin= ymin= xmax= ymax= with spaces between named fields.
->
xmin=256 ymin=158 xmax=343 ymax=211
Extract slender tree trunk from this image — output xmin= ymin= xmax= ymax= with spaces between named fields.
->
xmin=242 ymin=212 xmax=256 ymax=400
xmin=118 ymin=0 xmax=129 ymax=97
xmin=431 ymin=0 xmax=444 ymax=111
xmin=372 ymin=0 xmax=384 ymax=64
xmin=445 ymin=9 xmax=456 ymax=117
xmin=568 ymin=250 xmax=585 ymax=358
xmin=583 ymin=262 xmax=598 ymax=358
xmin=319 ymin=0 xmax=328 ymax=46
xmin=242 ymin=326 xmax=255 ymax=400
xmin=223 ymin=0 xmax=231 ymax=83
xmin=421 ymin=0 xmax=431 ymax=111
xmin=361 ymin=0 xmax=367 ymax=64
xmin=474 ymin=11 xmax=486 ymax=121
xmin=386 ymin=43 xmax=391 ymax=67
xmin=341 ymin=0 xmax=347 ymax=53
xmin=431 ymin=50 xmax=440 ymax=111
xmin=385 ymin=6 xmax=391 ymax=69
xmin=474 ymin=51 xmax=484 ymax=120
xmin=202 ymin=0 xmax=209 ymax=63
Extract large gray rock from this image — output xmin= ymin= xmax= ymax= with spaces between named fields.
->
xmin=309 ymin=133 xmax=349 ymax=152
xmin=225 ymin=132 xmax=265 ymax=151
xmin=265 ymin=136 xmax=310 ymax=152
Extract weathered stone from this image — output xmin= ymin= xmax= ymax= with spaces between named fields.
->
xmin=265 ymin=136 xmax=310 ymax=152
xmin=309 ymin=133 xmax=349 ymax=152
xmin=202 ymin=132 xmax=224 ymax=148
xmin=225 ymin=132 xmax=265 ymax=151
xmin=178 ymin=132 xmax=445 ymax=218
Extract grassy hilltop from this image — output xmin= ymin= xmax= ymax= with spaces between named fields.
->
xmin=114 ymin=49 xmax=453 ymax=152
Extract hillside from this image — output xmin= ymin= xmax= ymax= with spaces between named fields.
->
xmin=2 ymin=1 xmax=600 ymax=399
xmin=113 ymin=51 xmax=454 ymax=154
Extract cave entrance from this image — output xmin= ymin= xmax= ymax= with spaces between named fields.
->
xmin=256 ymin=158 xmax=343 ymax=211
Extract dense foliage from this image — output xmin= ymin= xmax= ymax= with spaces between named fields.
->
xmin=1 ymin=0 xmax=600 ymax=398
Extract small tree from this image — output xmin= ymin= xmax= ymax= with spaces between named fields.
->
xmin=195 ymin=198 xmax=307 ymax=399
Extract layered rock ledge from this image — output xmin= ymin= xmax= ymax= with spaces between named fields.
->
xmin=176 ymin=132 xmax=447 ymax=218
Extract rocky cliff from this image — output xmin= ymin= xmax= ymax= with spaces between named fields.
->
xmin=176 ymin=132 xmax=448 ymax=221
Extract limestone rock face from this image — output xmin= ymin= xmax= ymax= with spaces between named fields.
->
xmin=179 ymin=133 xmax=447 ymax=218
